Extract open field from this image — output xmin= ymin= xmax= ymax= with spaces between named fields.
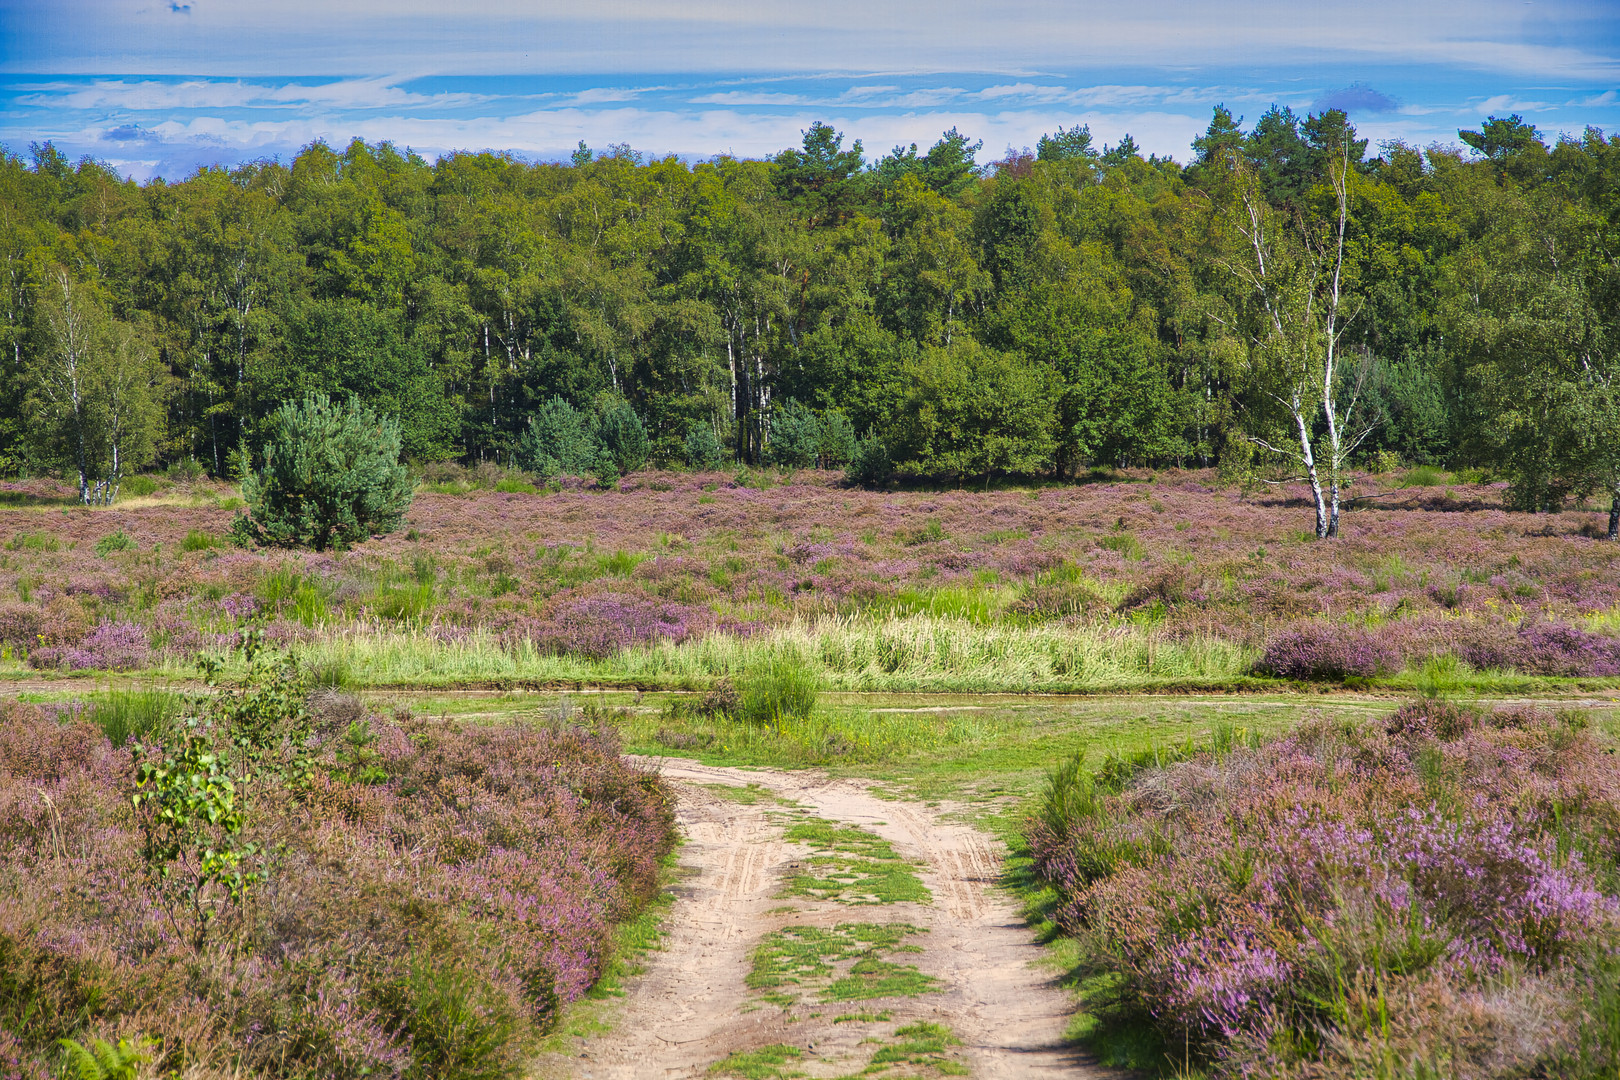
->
xmin=4 ymin=466 xmax=1620 ymax=694
xmin=6 ymin=468 xmax=1620 ymax=1077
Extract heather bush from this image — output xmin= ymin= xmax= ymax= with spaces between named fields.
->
xmin=0 ymin=664 xmax=676 ymax=1077
xmin=27 ymin=622 xmax=154 ymax=672
xmin=1257 ymin=623 xmax=1401 ymax=679
xmin=1024 ymin=705 xmax=1620 ymax=1077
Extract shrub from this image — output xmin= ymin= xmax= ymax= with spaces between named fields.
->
xmin=819 ymin=410 xmax=858 ymax=468
xmin=1024 ymin=707 xmax=1620 ymax=1076
xmin=845 ymin=434 xmax=891 ymax=487
xmin=237 ymin=393 xmax=413 ymax=551
xmin=684 ymin=419 xmax=724 ymax=469
xmin=28 ymin=622 xmax=154 ymax=672
xmin=1258 ymin=623 xmax=1401 ymax=680
xmin=737 ymin=651 xmax=819 ymax=723
xmin=594 ymin=395 xmax=649 ymax=476
xmin=766 ymin=400 xmax=822 ymax=468
xmin=518 ymin=397 xmax=598 ymax=478
xmin=0 ymin=674 xmax=677 ymax=1078
xmin=93 ymin=530 xmax=134 ymax=557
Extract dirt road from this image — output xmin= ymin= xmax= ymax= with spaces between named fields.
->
xmin=557 ymin=758 xmax=1098 ymax=1078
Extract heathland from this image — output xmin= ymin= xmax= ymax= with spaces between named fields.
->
xmin=3 ymin=465 xmax=1620 ymax=694
xmin=3 ymin=466 xmax=1620 ymax=1078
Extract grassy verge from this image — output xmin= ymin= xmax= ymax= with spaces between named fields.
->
xmin=91 ymin=615 xmax=1264 ymax=693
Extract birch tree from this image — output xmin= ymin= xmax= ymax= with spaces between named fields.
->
xmin=29 ymin=271 xmax=164 ymax=504
xmin=1219 ymin=140 xmax=1372 ymax=538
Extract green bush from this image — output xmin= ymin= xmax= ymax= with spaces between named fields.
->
xmin=120 ymin=475 xmax=160 ymax=498
xmin=237 ymin=394 xmax=413 ymax=551
xmin=684 ymin=418 xmax=724 ymax=469
xmin=766 ymin=400 xmax=822 ymax=468
xmin=518 ymin=397 xmax=599 ymax=478
xmin=94 ymin=530 xmax=135 ymax=557
xmin=595 ymin=395 xmax=649 ymax=476
xmin=845 ymin=434 xmax=892 ymax=487
xmin=738 ymin=652 xmax=819 ymax=723
xmin=819 ymin=410 xmax=858 ymax=467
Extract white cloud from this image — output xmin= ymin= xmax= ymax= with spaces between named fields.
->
xmin=6 ymin=0 xmax=1616 ymax=81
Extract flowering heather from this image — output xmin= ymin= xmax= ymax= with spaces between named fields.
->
xmin=3 ymin=468 xmax=1620 ymax=682
xmin=1025 ymin=702 xmax=1620 ymax=1076
xmin=0 ymin=696 xmax=675 ymax=1078
xmin=26 ymin=621 xmax=153 ymax=671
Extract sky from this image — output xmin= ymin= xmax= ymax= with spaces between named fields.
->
xmin=1 ymin=0 xmax=1618 ymax=181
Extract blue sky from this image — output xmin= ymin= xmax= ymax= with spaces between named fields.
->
xmin=2 ymin=0 xmax=1618 ymax=180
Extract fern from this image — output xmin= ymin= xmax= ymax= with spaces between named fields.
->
xmin=57 ymin=1036 xmax=151 ymax=1080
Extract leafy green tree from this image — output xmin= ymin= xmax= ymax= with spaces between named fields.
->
xmin=888 ymin=340 xmax=1057 ymax=480
xmin=236 ymin=393 xmax=412 ymax=550
xmin=27 ymin=270 xmax=166 ymax=504
xmin=1037 ymin=124 xmax=1098 ymax=163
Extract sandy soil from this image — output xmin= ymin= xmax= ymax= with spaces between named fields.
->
xmin=553 ymin=758 xmax=1101 ymax=1079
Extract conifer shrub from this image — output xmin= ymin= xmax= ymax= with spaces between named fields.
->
xmin=766 ymin=400 xmax=822 ymax=468
xmin=234 ymin=394 xmax=412 ymax=551
xmin=684 ymin=418 xmax=724 ymax=469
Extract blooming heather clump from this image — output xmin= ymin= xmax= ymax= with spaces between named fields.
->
xmin=520 ymin=591 xmax=708 ymax=659
xmin=1257 ymin=623 xmax=1401 ymax=679
xmin=1025 ymin=706 xmax=1620 ymax=1076
xmin=27 ymin=621 xmax=154 ymax=671
xmin=0 ymin=697 xmax=676 ymax=1077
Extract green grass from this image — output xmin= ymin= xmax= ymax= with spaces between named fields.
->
xmin=85 ymin=685 xmax=184 ymax=746
xmin=708 ymin=1044 xmax=804 ymax=1079
xmin=778 ymin=818 xmax=930 ymax=905
xmin=179 ymin=529 xmax=220 ymax=552
xmin=863 ymin=1021 xmax=967 ymax=1076
xmin=160 ymin=615 xmax=1258 ymax=694
xmin=746 ymin=924 xmax=937 ymax=1008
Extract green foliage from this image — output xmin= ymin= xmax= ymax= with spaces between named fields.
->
xmin=2 ymin=117 xmax=1618 ymax=504
xmin=179 ymin=529 xmax=219 ymax=552
xmin=684 ymin=418 xmax=724 ymax=469
xmin=845 ymin=434 xmax=892 ymax=487
xmin=518 ymin=396 xmax=599 ymax=478
xmin=737 ymin=651 xmax=819 ymax=723
xmin=93 ymin=530 xmax=134 ymax=557
xmin=890 ymin=341 xmax=1058 ymax=480
xmin=766 ymin=400 xmax=822 ymax=468
xmin=238 ymin=393 xmax=413 ymax=551
xmin=376 ymin=960 xmax=521 ymax=1080
xmin=56 ymin=1036 xmax=151 ymax=1080
xmin=594 ymin=395 xmax=650 ymax=476
xmin=89 ymin=686 xmax=183 ymax=747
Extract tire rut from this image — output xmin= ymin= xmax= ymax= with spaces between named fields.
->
xmin=550 ymin=759 xmax=1103 ymax=1079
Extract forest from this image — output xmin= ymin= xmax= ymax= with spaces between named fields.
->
xmin=2 ymin=108 xmax=1618 ymax=526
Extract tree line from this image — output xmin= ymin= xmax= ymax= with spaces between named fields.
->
xmin=2 ymin=108 xmax=1618 ymax=529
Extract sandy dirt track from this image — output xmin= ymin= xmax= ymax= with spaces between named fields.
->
xmin=554 ymin=758 xmax=1101 ymax=1078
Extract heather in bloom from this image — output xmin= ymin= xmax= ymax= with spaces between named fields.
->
xmin=0 ymin=693 xmax=676 ymax=1078
xmin=1025 ymin=702 xmax=1620 ymax=1076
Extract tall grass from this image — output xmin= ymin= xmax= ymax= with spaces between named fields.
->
xmin=181 ymin=615 xmax=1257 ymax=691
xmin=86 ymin=685 xmax=183 ymax=746
xmin=737 ymin=650 xmax=819 ymax=722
